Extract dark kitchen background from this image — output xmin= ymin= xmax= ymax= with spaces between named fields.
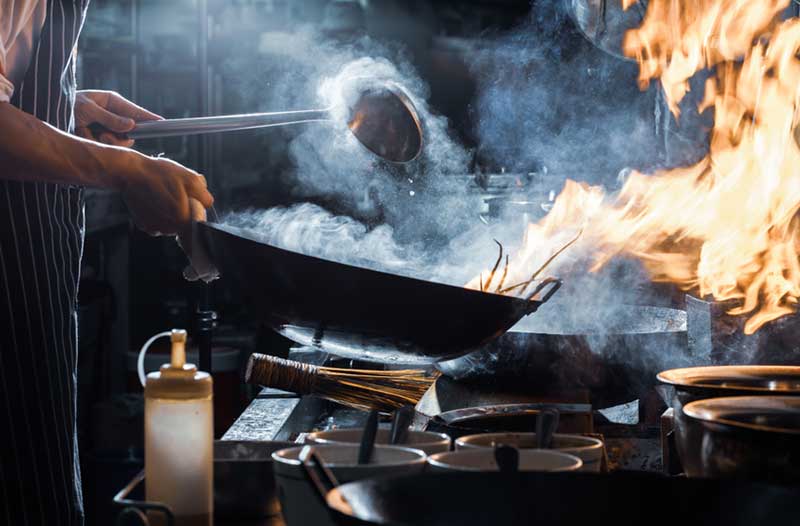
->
xmin=74 ymin=0 xmax=734 ymax=523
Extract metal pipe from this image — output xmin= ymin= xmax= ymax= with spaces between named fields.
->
xmin=127 ymin=109 xmax=331 ymax=139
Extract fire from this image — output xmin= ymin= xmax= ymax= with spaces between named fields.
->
xmin=470 ymin=1 xmax=800 ymax=334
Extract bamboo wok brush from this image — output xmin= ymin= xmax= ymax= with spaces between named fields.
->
xmin=245 ymin=353 xmax=437 ymax=414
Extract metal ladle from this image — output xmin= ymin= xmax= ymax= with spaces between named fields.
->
xmin=124 ymin=83 xmax=423 ymax=163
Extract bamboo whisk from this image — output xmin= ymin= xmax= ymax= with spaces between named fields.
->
xmin=245 ymin=353 xmax=437 ymax=413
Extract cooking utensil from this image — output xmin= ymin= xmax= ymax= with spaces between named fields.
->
xmin=422 ymin=403 xmax=589 ymax=439
xmin=213 ymin=440 xmax=296 ymax=519
xmin=317 ymin=471 xmax=800 ymax=526
xmin=493 ymin=445 xmax=520 ymax=473
xmin=536 ymin=409 xmax=559 ymax=449
xmin=436 ymin=305 xmax=687 ymax=408
xmin=389 ymin=406 xmax=414 ymax=445
xmin=276 ymin=444 xmax=425 ymax=526
xmin=306 ymin=428 xmax=451 ymax=456
xmin=198 ymin=221 xmax=561 ymax=364
xmin=569 ymin=0 xmax=647 ymax=61
xmin=358 ymin=410 xmax=379 ymax=465
xmin=245 ymin=353 xmax=434 ymax=413
xmin=682 ymin=396 xmax=800 ymax=483
xmin=455 ymin=432 xmax=604 ymax=472
xmin=121 ymin=83 xmax=422 ymax=163
xmin=658 ymin=365 xmax=800 ymax=477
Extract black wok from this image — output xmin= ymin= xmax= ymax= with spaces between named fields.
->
xmin=437 ymin=305 xmax=688 ymax=408
xmin=310 ymin=469 xmax=800 ymax=526
xmin=197 ymin=221 xmax=560 ymax=364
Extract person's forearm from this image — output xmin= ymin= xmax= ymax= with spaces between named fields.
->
xmin=0 ymin=101 xmax=146 ymax=188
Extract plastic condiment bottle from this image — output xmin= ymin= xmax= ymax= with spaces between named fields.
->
xmin=144 ymin=329 xmax=213 ymax=526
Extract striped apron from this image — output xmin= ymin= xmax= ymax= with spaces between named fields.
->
xmin=0 ymin=1 xmax=90 ymax=524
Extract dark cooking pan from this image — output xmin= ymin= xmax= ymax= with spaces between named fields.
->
xmin=301 ymin=455 xmax=800 ymax=526
xmin=437 ymin=305 xmax=688 ymax=408
xmin=197 ymin=221 xmax=561 ymax=364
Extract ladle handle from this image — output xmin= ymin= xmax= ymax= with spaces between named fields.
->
xmin=536 ymin=408 xmax=560 ymax=449
xmin=299 ymin=446 xmax=341 ymax=505
xmin=127 ymin=109 xmax=331 ymax=139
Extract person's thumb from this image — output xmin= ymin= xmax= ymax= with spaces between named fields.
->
xmin=89 ymin=102 xmax=135 ymax=133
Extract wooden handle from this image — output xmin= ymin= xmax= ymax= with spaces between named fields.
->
xmin=245 ymin=353 xmax=319 ymax=395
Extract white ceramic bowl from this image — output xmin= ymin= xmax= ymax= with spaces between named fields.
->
xmin=273 ymin=444 xmax=426 ymax=526
xmin=454 ymin=432 xmax=604 ymax=472
xmin=427 ymin=448 xmax=582 ymax=473
xmin=305 ymin=428 xmax=451 ymax=455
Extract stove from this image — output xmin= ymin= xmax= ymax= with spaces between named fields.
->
xmin=224 ymin=345 xmax=665 ymax=473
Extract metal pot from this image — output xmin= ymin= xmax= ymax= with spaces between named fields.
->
xmin=682 ymin=396 xmax=800 ymax=483
xmin=213 ymin=440 xmax=296 ymax=519
xmin=437 ymin=305 xmax=687 ymax=408
xmin=657 ymin=365 xmax=800 ymax=477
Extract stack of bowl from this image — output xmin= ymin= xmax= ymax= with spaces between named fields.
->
xmin=658 ymin=365 xmax=800 ymax=482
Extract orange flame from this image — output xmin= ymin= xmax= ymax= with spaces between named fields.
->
xmin=470 ymin=1 xmax=800 ymax=334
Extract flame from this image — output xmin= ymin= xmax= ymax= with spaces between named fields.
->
xmin=471 ymin=1 xmax=800 ymax=334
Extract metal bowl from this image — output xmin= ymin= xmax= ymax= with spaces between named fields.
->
xmin=213 ymin=440 xmax=297 ymax=519
xmin=657 ymin=366 xmax=800 ymax=477
xmin=683 ymin=396 xmax=800 ymax=483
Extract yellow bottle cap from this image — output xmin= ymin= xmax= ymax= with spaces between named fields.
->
xmin=144 ymin=329 xmax=213 ymax=400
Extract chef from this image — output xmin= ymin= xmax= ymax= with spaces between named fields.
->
xmin=0 ymin=1 xmax=214 ymax=524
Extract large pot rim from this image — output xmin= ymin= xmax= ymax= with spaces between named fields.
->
xmin=683 ymin=395 xmax=800 ymax=435
xmin=657 ymin=365 xmax=800 ymax=394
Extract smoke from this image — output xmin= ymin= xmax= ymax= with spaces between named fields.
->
xmin=220 ymin=203 xmax=423 ymax=278
xmin=216 ymin=4 xmax=707 ymax=376
xmin=221 ymin=26 xmax=477 ymax=248
xmin=467 ymin=2 xmax=666 ymax=181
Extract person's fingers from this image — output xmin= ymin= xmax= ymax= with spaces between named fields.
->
xmin=184 ymin=174 xmax=214 ymax=208
xmin=88 ymin=102 xmax=136 ymax=133
xmin=98 ymin=132 xmax=135 ymax=148
xmin=189 ymin=197 xmax=207 ymax=222
xmin=75 ymin=127 xmax=93 ymax=140
xmin=107 ymin=91 xmax=163 ymax=122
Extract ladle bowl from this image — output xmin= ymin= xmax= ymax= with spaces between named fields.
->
xmin=126 ymin=82 xmax=423 ymax=163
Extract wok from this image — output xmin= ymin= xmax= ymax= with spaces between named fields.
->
xmin=197 ymin=221 xmax=560 ymax=364
xmin=437 ymin=305 xmax=688 ymax=408
xmin=306 ymin=468 xmax=800 ymax=526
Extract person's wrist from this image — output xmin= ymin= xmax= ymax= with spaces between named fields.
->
xmin=107 ymin=149 xmax=149 ymax=191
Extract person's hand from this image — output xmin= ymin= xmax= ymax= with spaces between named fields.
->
xmin=75 ymin=90 xmax=161 ymax=147
xmin=121 ymin=155 xmax=213 ymax=237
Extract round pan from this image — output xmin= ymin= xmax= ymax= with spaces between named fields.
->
xmin=437 ymin=305 xmax=687 ymax=407
xmin=197 ymin=221 xmax=560 ymax=364
xmin=324 ymin=471 xmax=800 ymax=526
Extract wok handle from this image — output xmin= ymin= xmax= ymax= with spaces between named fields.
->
xmin=299 ymin=446 xmax=341 ymax=506
xmin=244 ymin=353 xmax=319 ymax=395
xmin=526 ymin=277 xmax=562 ymax=312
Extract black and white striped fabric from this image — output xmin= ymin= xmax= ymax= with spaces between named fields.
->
xmin=0 ymin=1 xmax=90 ymax=524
